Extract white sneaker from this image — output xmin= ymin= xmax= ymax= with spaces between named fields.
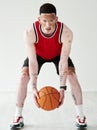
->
xmin=10 ymin=116 xmax=24 ymax=129
xmin=76 ymin=116 xmax=87 ymax=128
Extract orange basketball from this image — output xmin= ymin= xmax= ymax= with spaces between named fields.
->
xmin=37 ymin=86 xmax=60 ymax=111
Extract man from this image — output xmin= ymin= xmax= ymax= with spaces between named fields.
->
xmin=10 ymin=3 xmax=87 ymax=130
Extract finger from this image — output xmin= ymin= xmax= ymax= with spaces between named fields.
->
xmin=35 ymin=101 xmax=40 ymax=108
xmin=58 ymin=101 xmax=63 ymax=107
xmin=57 ymin=102 xmax=61 ymax=108
xmin=59 ymin=94 xmax=62 ymax=102
xmin=34 ymin=96 xmax=40 ymax=108
xmin=59 ymin=96 xmax=64 ymax=106
xmin=36 ymin=92 xmax=40 ymax=99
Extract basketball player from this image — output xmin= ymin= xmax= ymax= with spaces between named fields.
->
xmin=10 ymin=3 xmax=87 ymax=129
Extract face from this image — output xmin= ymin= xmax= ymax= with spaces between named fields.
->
xmin=38 ymin=13 xmax=58 ymax=34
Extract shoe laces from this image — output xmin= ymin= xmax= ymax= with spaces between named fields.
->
xmin=13 ymin=116 xmax=22 ymax=123
xmin=77 ymin=116 xmax=86 ymax=123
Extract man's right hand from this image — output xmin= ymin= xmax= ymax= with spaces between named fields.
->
xmin=32 ymin=87 xmax=40 ymax=108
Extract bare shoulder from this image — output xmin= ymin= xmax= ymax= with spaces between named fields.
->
xmin=24 ymin=26 xmax=36 ymax=44
xmin=62 ymin=23 xmax=73 ymax=35
xmin=61 ymin=23 xmax=73 ymax=43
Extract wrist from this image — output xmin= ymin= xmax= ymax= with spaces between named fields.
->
xmin=32 ymin=86 xmax=37 ymax=90
xmin=32 ymin=83 xmax=37 ymax=89
xmin=60 ymin=86 xmax=67 ymax=91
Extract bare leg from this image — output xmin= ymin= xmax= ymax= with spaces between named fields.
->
xmin=16 ymin=67 xmax=30 ymax=107
xmin=67 ymin=68 xmax=87 ymax=126
xmin=67 ymin=67 xmax=82 ymax=105
xmin=10 ymin=67 xmax=30 ymax=128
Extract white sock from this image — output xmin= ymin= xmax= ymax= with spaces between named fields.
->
xmin=15 ymin=106 xmax=23 ymax=117
xmin=75 ymin=104 xmax=84 ymax=119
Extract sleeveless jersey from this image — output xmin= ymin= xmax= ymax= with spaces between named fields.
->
xmin=33 ymin=21 xmax=63 ymax=60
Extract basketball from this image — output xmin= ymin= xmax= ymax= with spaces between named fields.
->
xmin=37 ymin=86 xmax=60 ymax=111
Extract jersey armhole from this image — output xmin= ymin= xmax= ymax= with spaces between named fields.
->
xmin=33 ymin=23 xmax=38 ymax=43
xmin=59 ymin=23 xmax=63 ymax=44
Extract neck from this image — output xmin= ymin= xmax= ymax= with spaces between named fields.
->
xmin=40 ymin=25 xmax=57 ymax=37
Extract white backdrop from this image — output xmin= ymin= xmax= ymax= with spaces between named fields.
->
xmin=0 ymin=0 xmax=97 ymax=92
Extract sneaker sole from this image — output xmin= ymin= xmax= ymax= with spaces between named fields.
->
xmin=76 ymin=122 xmax=87 ymax=129
xmin=10 ymin=122 xmax=24 ymax=130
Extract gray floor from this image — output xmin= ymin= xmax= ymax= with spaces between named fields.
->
xmin=0 ymin=92 xmax=97 ymax=130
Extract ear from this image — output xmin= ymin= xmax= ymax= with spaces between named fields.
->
xmin=56 ymin=16 xmax=58 ymax=22
xmin=38 ymin=17 xmax=41 ymax=23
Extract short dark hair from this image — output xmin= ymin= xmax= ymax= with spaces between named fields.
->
xmin=39 ymin=3 xmax=56 ymax=15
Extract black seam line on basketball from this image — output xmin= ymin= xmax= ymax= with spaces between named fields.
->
xmin=46 ymin=87 xmax=53 ymax=109
xmin=39 ymin=92 xmax=58 ymax=97
xmin=52 ymin=94 xmax=59 ymax=102
xmin=40 ymin=91 xmax=47 ymax=108
xmin=51 ymin=89 xmax=60 ymax=106
xmin=43 ymin=96 xmax=47 ymax=109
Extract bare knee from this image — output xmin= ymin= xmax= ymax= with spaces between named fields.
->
xmin=68 ymin=67 xmax=75 ymax=77
xmin=20 ymin=67 xmax=30 ymax=83
xmin=67 ymin=67 xmax=77 ymax=84
xmin=67 ymin=67 xmax=81 ymax=88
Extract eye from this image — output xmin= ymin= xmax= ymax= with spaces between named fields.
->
xmin=43 ymin=19 xmax=46 ymax=22
xmin=50 ymin=19 xmax=54 ymax=22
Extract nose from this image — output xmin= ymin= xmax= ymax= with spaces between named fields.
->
xmin=46 ymin=22 xmax=51 ymax=27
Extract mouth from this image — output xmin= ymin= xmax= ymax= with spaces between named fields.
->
xmin=45 ymin=27 xmax=51 ymax=31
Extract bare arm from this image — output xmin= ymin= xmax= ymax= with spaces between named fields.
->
xmin=24 ymin=27 xmax=40 ymax=107
xmin=58 ymin=24 xmax=73 ymax=106
xmin=59 ymin=24 xmax=73 ymax=87
xmin=24 ymin=27 xmax=38 ymax=89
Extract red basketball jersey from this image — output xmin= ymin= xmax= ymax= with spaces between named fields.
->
xmin=33 ymin=21 xmax=63 ymax=60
